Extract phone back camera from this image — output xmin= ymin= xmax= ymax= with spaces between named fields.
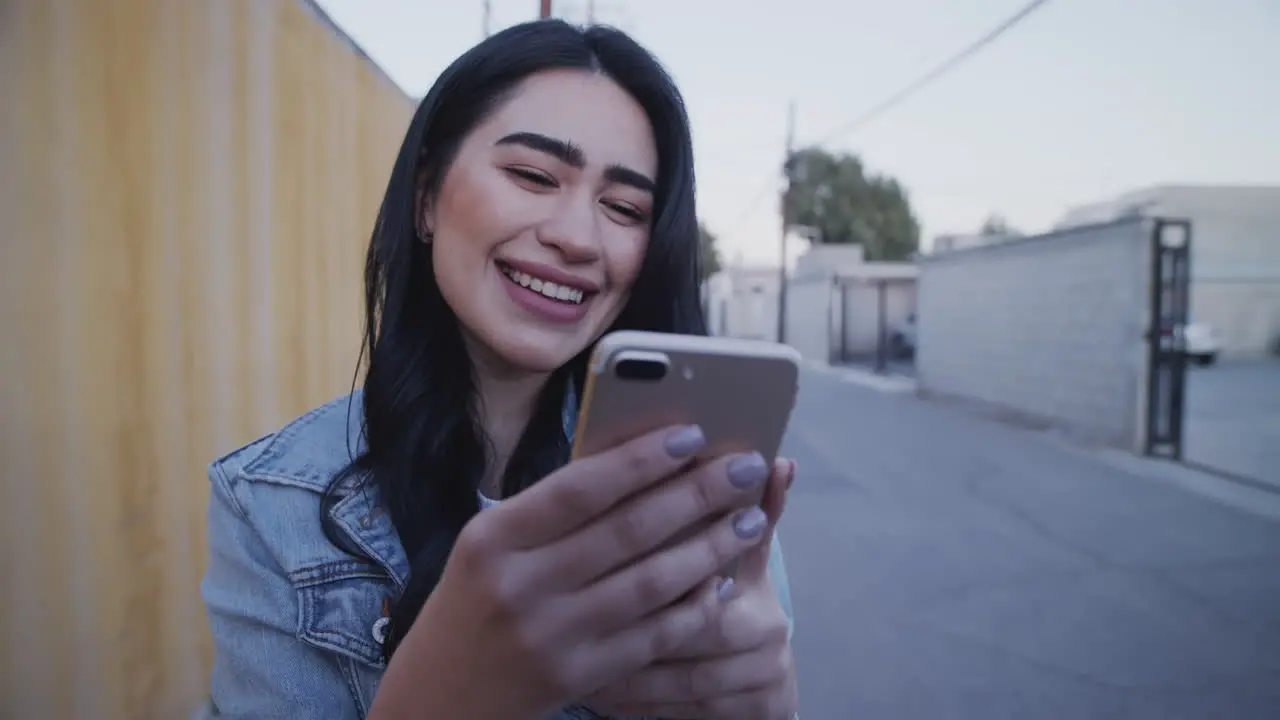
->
xmin=614 ymin=358 xmax=667 ymax=382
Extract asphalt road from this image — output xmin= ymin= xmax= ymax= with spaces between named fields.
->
xmin=777 ymin=367 xmax=1280 ymax=719
xmin=1185 ymin=358 xmax=1280 ymax=488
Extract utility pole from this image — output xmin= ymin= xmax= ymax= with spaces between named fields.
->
xmin=776 ymin=101 xmax=796 ymax=345
xmin=540 ymin=0 xmax=552 ymax=18
xmin=483 ymin=0 xmax=491 ymax=37
xmin=586 ymin=0 xmax=596 ymax=22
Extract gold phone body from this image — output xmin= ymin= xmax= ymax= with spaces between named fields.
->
xmin=571 ymin=330 xmax=801 ymax=576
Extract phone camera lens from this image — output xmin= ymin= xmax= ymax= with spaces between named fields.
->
xmin=614 ymin=358 xmax=667 ymax=382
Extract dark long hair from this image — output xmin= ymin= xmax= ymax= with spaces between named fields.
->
xmin=321 ymin=20 xmax=707 ymax=660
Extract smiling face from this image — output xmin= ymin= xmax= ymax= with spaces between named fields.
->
xmin=425 ymin=69 xmax=658 ymax=377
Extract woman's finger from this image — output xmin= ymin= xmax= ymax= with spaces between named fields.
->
xmin=738 ymin=457 xmax=792 ymax=582
xmin=495 ymin=424 xmax=705 ymax=547
xmin=661 ymin=589 xmax=788 ymax=659
xmin=545 ymin=451 xmax=771 ymax=586
xmin=583 ymin=575 xmax=721 ymax=687
xmin=598 ymin=644 xmax=786 ymax=705
xmin=576 ymin=504 xmax=770 ymax=630
xmin=606 ymin=672 xmax=797 ymax=720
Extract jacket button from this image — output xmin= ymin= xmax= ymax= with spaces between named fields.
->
xmin=372 ymin=617 xmax=389 ymax=645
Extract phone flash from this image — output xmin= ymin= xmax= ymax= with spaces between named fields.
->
xmin=682 ymin=366 xmax=694 ymax=380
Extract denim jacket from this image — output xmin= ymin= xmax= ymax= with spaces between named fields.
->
xmin=200 ymin=389 xmax=795 ymax=719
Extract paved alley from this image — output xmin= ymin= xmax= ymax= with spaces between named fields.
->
xmin=778 ymin=367 xmax=1280 ymax=719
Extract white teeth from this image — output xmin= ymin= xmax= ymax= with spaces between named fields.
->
xmin=502 ymin=266 xmax=585 ymax=304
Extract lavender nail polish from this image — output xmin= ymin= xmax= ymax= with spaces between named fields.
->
xmin=664 ymin=425 xmax=705 ymax=458
xmin=733 ymin=507 xmax=767 ymax=539
xmin=727 ymin=452 xmax=768 ymax=488
xmin=716 ymin=576 xmax=736 ymax=602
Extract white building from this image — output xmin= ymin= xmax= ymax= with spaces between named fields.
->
xmin=706 ymin=243 xmax=919 ymax=366
xmin=704 ymin=265 xmax=783 ymax=341
xmin=792 ymin=243 xmax=865 ymax=277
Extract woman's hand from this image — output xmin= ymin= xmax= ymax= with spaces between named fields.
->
xmin=370 ymin=424 xmax=775 ymax=719
xmin=584 ymin=458 xmax=800 ymax=719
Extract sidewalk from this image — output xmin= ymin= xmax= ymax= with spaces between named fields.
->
xmin=800 ymin=359 xmax=1280 ymax=520
xmin=802 ymin=359 xmax=918 ymax=394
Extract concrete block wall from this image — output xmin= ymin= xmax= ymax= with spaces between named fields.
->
xmin=1195 ymin=279 xmax=1280 ymax=357
xmin=917 ymin=219 xmax=1152 ymax=450
xmin=1189 ymin=212 xmax=1280 ymax=356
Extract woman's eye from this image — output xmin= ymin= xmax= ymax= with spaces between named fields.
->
xmin=604 ymin=201 xmax=646 ymax=223
xmin=505 ymin=167 xmax=556 ymax=188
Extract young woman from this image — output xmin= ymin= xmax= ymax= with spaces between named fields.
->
xmin=200 ymin=19 xmax=799 ymax=720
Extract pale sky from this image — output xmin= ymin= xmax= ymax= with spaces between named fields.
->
xmin=314 ymin=0 xmax=1279 ymax=265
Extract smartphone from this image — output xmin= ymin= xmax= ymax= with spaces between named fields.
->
xmin=571 ymin=330 xmax=801 ymax=574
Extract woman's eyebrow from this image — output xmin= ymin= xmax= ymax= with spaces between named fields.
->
xmin=495 ymin=131 xmax=655 ymax=192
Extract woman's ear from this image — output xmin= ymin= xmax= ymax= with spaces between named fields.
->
xmin=415 ymin=178 xmax=435 ymax=244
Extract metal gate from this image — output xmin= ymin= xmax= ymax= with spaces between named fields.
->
xmin=1144 ymin=219 xmax=1192 ymax=459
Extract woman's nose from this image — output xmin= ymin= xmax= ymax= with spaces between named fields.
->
xmin=536 ymin=196 xmax=602 ymax=263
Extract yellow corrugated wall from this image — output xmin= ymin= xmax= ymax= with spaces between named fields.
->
xmin=0 ymin=1 xmax=414 ymax=716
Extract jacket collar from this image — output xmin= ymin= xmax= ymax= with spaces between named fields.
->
xmin=246 ymin=382 xmax=581 ymax=590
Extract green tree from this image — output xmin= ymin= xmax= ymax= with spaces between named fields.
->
xmin=978 ymin=213 xmax=1019 ymax=237
xmin=784 ymin=147 xmax=920 ymax=261
xmin=698 ymin=222 xmax=722 ymax=281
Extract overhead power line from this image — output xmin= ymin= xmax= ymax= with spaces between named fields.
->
xmin=727 ymin=0 xmax=1054 ymax=235
xmin=813 ymin=0 xmax=1054 ymax=146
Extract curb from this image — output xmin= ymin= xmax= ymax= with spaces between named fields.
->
xmin=802 ymin=360 xmax=918 ymax=394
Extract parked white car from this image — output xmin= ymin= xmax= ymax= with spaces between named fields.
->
xmin=1158 ymin=318 xmax=1219 ymax=366
xmin=1183 ymin=322 xmax=1220 ymax=366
